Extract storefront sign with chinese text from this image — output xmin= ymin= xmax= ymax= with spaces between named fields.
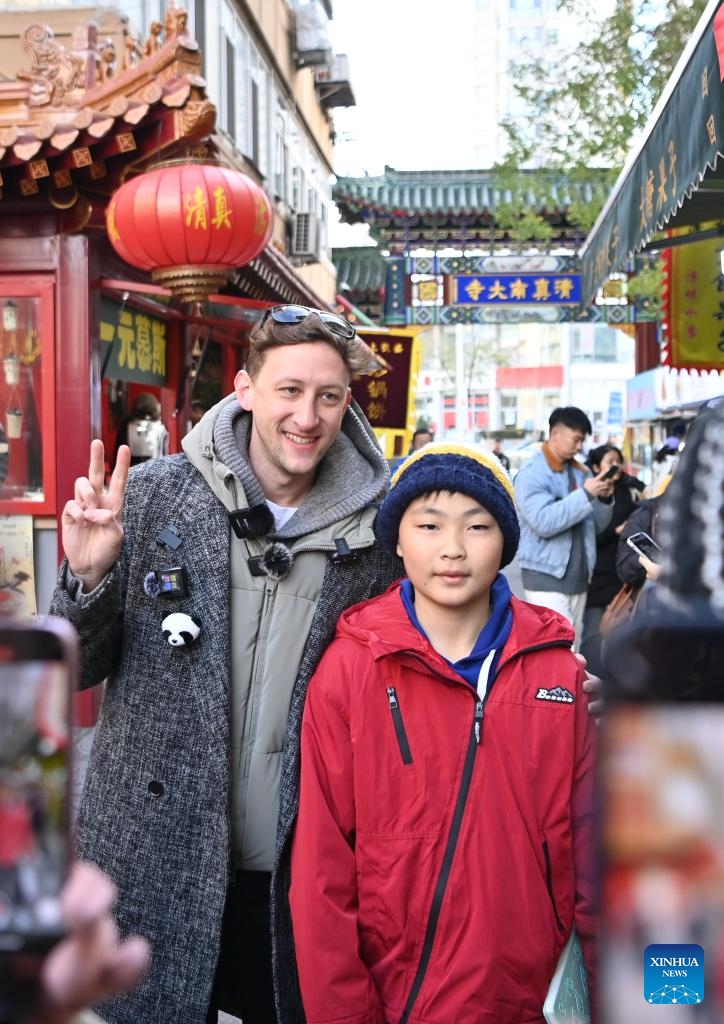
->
xmin=447 ymin=274 xmax=581 ymax=305
xmin=101 ymin=297 xmax=167 ymax=385
xmin=351 ymin=330 xmax=417 ymax=430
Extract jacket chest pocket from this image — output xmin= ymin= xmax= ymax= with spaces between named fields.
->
xmin=386 ymin=686 xmax=413 ymax=764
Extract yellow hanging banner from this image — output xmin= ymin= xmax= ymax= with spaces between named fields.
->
xmin=664 ymin=235 xmax=724 ymax=369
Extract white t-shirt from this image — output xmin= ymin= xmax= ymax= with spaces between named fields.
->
xmin=266 ymin=499 xmax=298 ymax=531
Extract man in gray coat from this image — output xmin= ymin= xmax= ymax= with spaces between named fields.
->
xmin=51 ymin=306 xmax=403 ymax=1024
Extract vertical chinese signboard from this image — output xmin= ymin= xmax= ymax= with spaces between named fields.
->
xmin=663 ymin=233 xmax=724 ymax=369
xmin=351 ymin=328 xmax=422 ymax=457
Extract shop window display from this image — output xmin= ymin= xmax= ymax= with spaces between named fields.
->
xmin=0 ymin=278 xmax=56 ymax=515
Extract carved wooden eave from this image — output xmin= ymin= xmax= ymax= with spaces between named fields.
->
xmin=0 ymin=11 xmax=217 ymax=216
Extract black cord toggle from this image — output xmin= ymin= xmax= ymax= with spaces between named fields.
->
xmin=331 ymin=538 xmax=358 ymax=565
xmin=230 ymin=504 xmax=275 ymax=539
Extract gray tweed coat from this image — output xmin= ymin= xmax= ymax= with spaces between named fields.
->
xmin=51 ymin=452 xmax=402 ymax=1024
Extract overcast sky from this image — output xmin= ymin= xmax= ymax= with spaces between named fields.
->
xmin=329 ymin=0 xmax=480 ymax=177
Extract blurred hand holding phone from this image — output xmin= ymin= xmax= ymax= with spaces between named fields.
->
xmin=601 ymin=463 xmax=620 ymax=481
xmin=0 ymin=618 xmax=77 ymax=1023
xmin=625 ymin=531 xmax=662 ymax=564
xmin=601 ymin=604 xmax=724 ymax=1022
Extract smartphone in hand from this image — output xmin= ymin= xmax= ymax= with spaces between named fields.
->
xmin=601 ymin=611 xmax=724 ymax=1021
xmin=626 ymin=530 xmax=662 ymax=563
xmin=0 ymin=617 xmax=77 ymax=1021
xmin=601 ymin=463 xmax=620 ymax=481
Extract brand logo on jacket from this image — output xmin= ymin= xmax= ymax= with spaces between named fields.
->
xmin=535 ymin=686 xmax=574 ymax=703
xmin=644 ymin=944 xmax=704 ymax=1004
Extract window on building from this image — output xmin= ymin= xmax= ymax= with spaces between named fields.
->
xmin=250 ymin=78 xmax=260 ymax=167
xmin=220 ymin=31 xmax=236 ymax=142
xmin=274 ymin=107 xmax=287 ymax=199
xmin=193 ymin=0 xmax=206 ymax=71
xmin=501 ymin=394 xmax=517 ymax=427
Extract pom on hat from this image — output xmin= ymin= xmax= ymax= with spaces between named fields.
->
xmin=375 ymin=442 xmax=520 ymax=568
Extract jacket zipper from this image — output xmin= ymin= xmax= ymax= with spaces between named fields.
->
xmin=542 ymin=839 xmax=566 ymax=932
xmin=399 ymin=698 xmax=483 ymax=1024
xmin=386 ymin=687 xmax=413 ymax=764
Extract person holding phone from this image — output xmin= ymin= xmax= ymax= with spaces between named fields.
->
xmin=580 ymin=445 xmax=643 ymax=676
xmin=603 ymin=396 xmax=724 ymax=699
xmin=514 ymin=407 xmax=616 ymax=649
xmin=615 ymin=496 xmax=662 ymax=591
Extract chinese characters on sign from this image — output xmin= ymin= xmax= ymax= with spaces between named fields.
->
xmin=351 ymin=332 xmax=415 ymax=429
xmin=582 ymin=7 xmax=724 ymax=306
xmin=449 ymin=274 xmax=581 ymax=305
xmin=100 ymin=297 xmax=167 ymax=385
xmin=664 ymin=236 xmax=724 ymax=369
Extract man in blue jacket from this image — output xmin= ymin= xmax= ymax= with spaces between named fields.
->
xmin=514 ymin=406 xmax=615 ymax=648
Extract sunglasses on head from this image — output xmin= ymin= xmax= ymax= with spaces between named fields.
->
xmin=261 ymin=304 xmax=356 ymax=340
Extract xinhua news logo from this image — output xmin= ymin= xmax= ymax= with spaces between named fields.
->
xmin=644 ymin=944 xmax=704 ymax=1005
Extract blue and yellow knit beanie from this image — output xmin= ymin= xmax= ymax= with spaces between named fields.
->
xmin=376 ymin=441 xmax=520 ymax=567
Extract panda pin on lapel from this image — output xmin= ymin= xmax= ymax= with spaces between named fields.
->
xmin=162 ymin=612 xmax=201 ymax=647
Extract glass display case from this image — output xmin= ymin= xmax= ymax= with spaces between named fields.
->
xmin=0 ymin=277 xmax=56 ymax=515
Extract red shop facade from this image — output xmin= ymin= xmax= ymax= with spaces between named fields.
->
xmin=0 ymin=13 xmax=332 ymax=721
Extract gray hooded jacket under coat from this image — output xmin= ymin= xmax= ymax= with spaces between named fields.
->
xmin=50 ymin=396 xmax=403 ymax=1023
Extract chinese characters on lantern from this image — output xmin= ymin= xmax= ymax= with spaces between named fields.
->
xmin=185 ymin=185 xmax=235 ymax=232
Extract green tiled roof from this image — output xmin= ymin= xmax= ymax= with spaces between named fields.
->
xmin=332 ymin=246 xmax=387 ymax=295
xmin=334 ymin=166 xmax=611 ymax=219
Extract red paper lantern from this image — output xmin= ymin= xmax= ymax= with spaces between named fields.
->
xmin=106 ymin=159 xmax=274 ymax=304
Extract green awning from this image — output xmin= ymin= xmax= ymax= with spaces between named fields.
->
xmin=580 ymin=0 xmax=724 ymax=307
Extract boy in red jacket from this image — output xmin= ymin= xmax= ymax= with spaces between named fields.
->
xmin=290 ymin=442 xmax=597 ymax=1024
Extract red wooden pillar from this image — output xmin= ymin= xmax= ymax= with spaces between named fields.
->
xmin=55 ymin=234 xmax=103 ymax=726
xmin=634 ymin=321 xmax=659 ymax=374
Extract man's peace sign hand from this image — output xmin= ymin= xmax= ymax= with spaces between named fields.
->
xmin=61 ymin=440 xmax=130 ymax=593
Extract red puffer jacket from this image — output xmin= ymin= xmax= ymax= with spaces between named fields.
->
xmin=290 ymin=584 xmax=597 ymax=1024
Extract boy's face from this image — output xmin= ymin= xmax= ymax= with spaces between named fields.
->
xmin=396 ymin=491 xmax=505 ymax=617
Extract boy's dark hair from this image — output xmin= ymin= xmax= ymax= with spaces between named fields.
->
xmin=246 ymin=311 xmax=377 ymax=380
xmin=548 ymin=406 xmax=592 ymax=435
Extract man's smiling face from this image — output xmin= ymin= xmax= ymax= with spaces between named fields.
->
xmin=234 ymin=341 xmax=352 ymax=503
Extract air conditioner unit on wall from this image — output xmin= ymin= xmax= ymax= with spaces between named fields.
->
xmin=291 ymin=212 xmax=321 ymax=262
xmin=293 ymin=0 xmax=333 ymax=68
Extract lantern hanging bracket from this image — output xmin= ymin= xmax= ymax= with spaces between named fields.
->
xmin=175 ymin=316 xmax=210 ymax=416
